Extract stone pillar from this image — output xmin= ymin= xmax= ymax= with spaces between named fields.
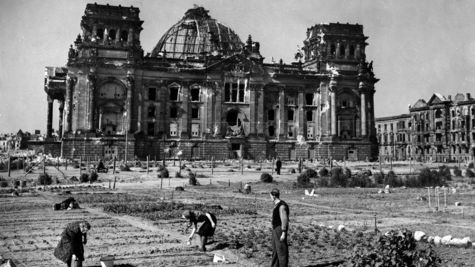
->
xmin=65 ymin=76 xmax=75 ymax=133
xmin=47 ymin=96 xmax=53 ymax=138
xmin=92 ymin=25 xmax=97 ymax=38
xmin=257 ymin=86 xmax=265 ymax=135
xmin=115 ymin=29 xmax=120 ymax=43
xmin=87 ymin=73 xmax=96 ymax=131
xmin=329 ymin=79 xmax=337 ymax=136
xmin=103 ymin=28 xmax=109 ymax=44
xmin=336 ymin=42 xmax=341 ymax=58
xmin=126 ymin=75 xmax=134 ymax=133
xmin=214 ymin=84 xmax=223 ymax=136
xmin=127 ymin=28 xmax=134 ymax=45
xmin=58 ymin=100 xmax=64 ymax=138
xmin=297 ymin=89 xmax=305 ymax=137
xmin=98 ymin=108 xmax=103 ymax=131
xmin=249 ymin=85 xmax=257 ymax=136
xmin=278 ymin=87 xmax=287 ymax=139
xmin=180 ymin=85 xmax=190 ymax=138
xmin=360 ymin=84 xmax=367 ymax=137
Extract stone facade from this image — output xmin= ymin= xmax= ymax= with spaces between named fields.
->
xmin=43 ymin=4 xmax=378 ymax=161
xmin=376 ymin=93 xmax=475 ymax=162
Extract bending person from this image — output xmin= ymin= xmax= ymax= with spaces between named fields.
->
xmin=182 ymin=210 xmax=217 ymax=252
xmin=54 ymin=220 xmax=91 ymax=267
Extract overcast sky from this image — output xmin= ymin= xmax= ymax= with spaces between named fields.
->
xmin=1 ymin=0 xmax=475 ymax=134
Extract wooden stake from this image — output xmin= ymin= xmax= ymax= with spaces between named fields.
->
xmin=7 ymin=156 xmax=11 ymax=177
xmin=113 ymin=176 xmax=116 ymax=189
xmin=147 ymin=156 xmax=150 ymax=175
xmin=211 ymin=157 xmax=214 ymax=175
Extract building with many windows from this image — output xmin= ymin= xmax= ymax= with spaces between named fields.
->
xmin=376 ymin=93 xmax=475 ymax=162
xmin=43 ymin=4 xmax=378 ymax=161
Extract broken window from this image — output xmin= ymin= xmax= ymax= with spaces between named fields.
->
xmin=225 ymin=83 xmax=230 ymax=102
xmin=349 ymin=45 xmax=355 ymax=58
xmin=148 ymin=88 xmax=156 ymax=101
xmin=288 ymin=126 xmax=294 ymax=138
xmin=96 ymin=28 xmax=104 ymax=39
xmin=305 ymin=93 xmax=313 ymax=105
xmin=268 ymin=109 xmax=275 ymax=121
xmin=339 ymin=44 xmax=345 ymax=57
xmin=109 ymin=29 xmax=116 ymax=40
xmin=147 ymin=122 xmax=155 ymax=136
xmin=120 ymin=30 xmax=128 ymax=42
xmin=268 ymin=125 xmax=275 ymax=137
xmin=307 ymin=127 xmax=314 ymax=139
xmin=169 ymin=123 xmax=178 ymax=136
xmin=191 ymin=107 xmax=199 ymax=119
xmin=306 ymin=110 xmax=313 ymax=122
xmin=330 ymin=43 xmax=336 ymax=56
xmin=191 ymin=124 xmax=200 ymax=137
xmin=148 ymin=105 xmax=156 ymax=118
xmin=231 ymin=83 xmax=238 ymax=102
xmin=287 ymin=109 xmax=294 ymax=121
xmin=170 ymin=107 xmax=177 ymax=118
xmin=169 ymin=86 xmax=179 ymax=101
xmin=191 ymin=87 xmax=200 ymax=101
xmin=238 ymin=83 xmax=245 ymax=102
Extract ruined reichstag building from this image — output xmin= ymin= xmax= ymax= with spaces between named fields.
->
xmin=44 ymin=4 xmax=378 ymax=161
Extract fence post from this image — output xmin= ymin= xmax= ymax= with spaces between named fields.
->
xmin=7 ymin=156 xmax=11 ymax=177
xmin=43 ymin=156 xmax=46 ymax=175
xmin=147 ymin=155 xmax=150 ymax=175
xmin=211 ymin=157 xmax=214 ymax=175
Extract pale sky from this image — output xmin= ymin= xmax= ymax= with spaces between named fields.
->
xmin=1 ymin=0 xmax=475 ymax=134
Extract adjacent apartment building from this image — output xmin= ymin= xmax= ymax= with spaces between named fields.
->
xmin=376 ymin=93 xmax=475 ymax=162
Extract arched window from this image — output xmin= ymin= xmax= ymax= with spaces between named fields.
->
xmin=330 ymin=44 xmax=336 ymax=56
xmin=109 ymin=29 xmax=116 ymax=40
xmin=339 ymin=44 xmax=345 ymax=58
xmin=120 ymin=30 xmax=128 ymax=42
xmin=349 ymin=45 xmax=355 ymax=58
xmin=96 ymin=28 xmax=104 ymax=39
xmin=169 ymin=84 xmax=180 ymax=101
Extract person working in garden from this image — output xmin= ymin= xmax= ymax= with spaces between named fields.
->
xmin=54 ymin=220 xmax=91 ymax=267
xmin=275 ymin=157 xmax=282 ymax=175
xmin=270 ymin=188 xmax=289 ymax=267
xmin=182 ymin=210 xmax=217 ymax=252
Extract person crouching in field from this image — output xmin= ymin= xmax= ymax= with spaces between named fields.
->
xmin=182 ymin=210 xmax=217 ymax=252
xmin=54 ymin=221 xmax=91 ymax=267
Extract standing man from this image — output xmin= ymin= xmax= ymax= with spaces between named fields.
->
xmin=275 ymin=157 xmax=282 ymax=175
xmin=54 ymin=221 xmax=91 ymax=267
xmin=270 ymin=188 xmax=289 ymax=267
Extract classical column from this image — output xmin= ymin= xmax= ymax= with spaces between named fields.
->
xmin=329 ymin=79 xmax=337 ymax=136
xmin=98 ymin=108 xmax=103 ymax=131
xmin=180 ymin=84 xmax=190 ymax=138
xmin=257 ymin=86 xmax=265 ymax=135
xmin=58 ymin=100 xmax=64 ymax=138
xmin=65 ymin=76 xmax=75 ymax=133
xmin=278 ymin=87 xmax=287 ymax=139
xmin=336 ymin=42 xmax=341 ymax=58
xmin=249 ymin=84 xmax=257 ymax=136
xmin=126 ymin=75 xmax=134 ymax=133
xmin=297 ymin=89 xmax=305 ymax=137
xmin=115 ymin=29 xmax=120 ymax=43
xmin=87 ymin=73 xmax=96 ymax=131
xmin=127 ymin=28 xmax=134 ymax=44
xmin=214 ymin=84 xmax=223 ymax=136
xmin=47 ymin=96 xmax=54 ymax=138
xmin=360 ymin=84 xmax=367 ymax=137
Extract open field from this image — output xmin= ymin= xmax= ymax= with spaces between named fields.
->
xmin=1 ymin=160 xmax=474 ymax=266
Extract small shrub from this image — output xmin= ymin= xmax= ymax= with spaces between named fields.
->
xmin=373 ymin=171 xmax=385 ymax=185
xmin=120 ymin=164 xmax=131 ymax=171
xmin=318 ymin=167 xmax=329 ymax=177
xmin=453 ymin=166 xmax=462 ymax=177
xmin=385 ymin=170 xmax=401 ymax=187
xmin=362 ymin=169 xmax=372 ymax=176
xmin=343 ymin=167 xmax=352 ymax=178
xmin=175 ymin=171 xmax=182 ymax=178
xmin=13 ymin=180 xmax=20 ymax=188
xmin=38 ymin=173 xmax=52 ymax=185
xmin=79 ymin=173 xmax=89 ymax=183
xmin=89 ymin=171 xmax=98 ymax=183
xmin=21 ymin=180 xmax=27 ymax=187
xmin=157 ymin=164 xmax=165 ymax=171
xmin=438 ymin=165 xmax=451 ymax=181
xmin=466 ymin=168 xmax=475 ymax=178
xmin=260 ymin=173 xmax=273 ymax=183
xmin=0 ymin=180 xmax=8 ymax=187
xmin=468 ymin=162 xmax=474 ymax=168
xmin=289 ymin=168 xmax=296 ymax=174
xmin=330 ymin=167 xmax=348 ymax=187
xmin=157 ymin=168 xmax=169 ymax=178
xmin=296 ymin=169 xmax=318 ymax=187
xmin=317 ymin=177 xmax=329 ymax=187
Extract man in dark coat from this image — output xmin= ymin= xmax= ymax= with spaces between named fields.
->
xmin=182 ymin=210 xmax=217 ymax=252
xmin=275 ymin=157 xmax=282 ymax=175
xmin=54 ymin=221 xmax=91 ymax=267
xmin=270 ymin=188 xmax=289 ymax=267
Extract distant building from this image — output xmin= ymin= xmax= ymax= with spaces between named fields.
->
xmin=43 ymin=4 xmax=378 ymax=161
xmin=376 ymin=93 xmax=475 ymax=162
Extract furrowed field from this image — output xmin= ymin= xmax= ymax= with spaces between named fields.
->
xmin=0 ymin=159 xmax=474 ymax=266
